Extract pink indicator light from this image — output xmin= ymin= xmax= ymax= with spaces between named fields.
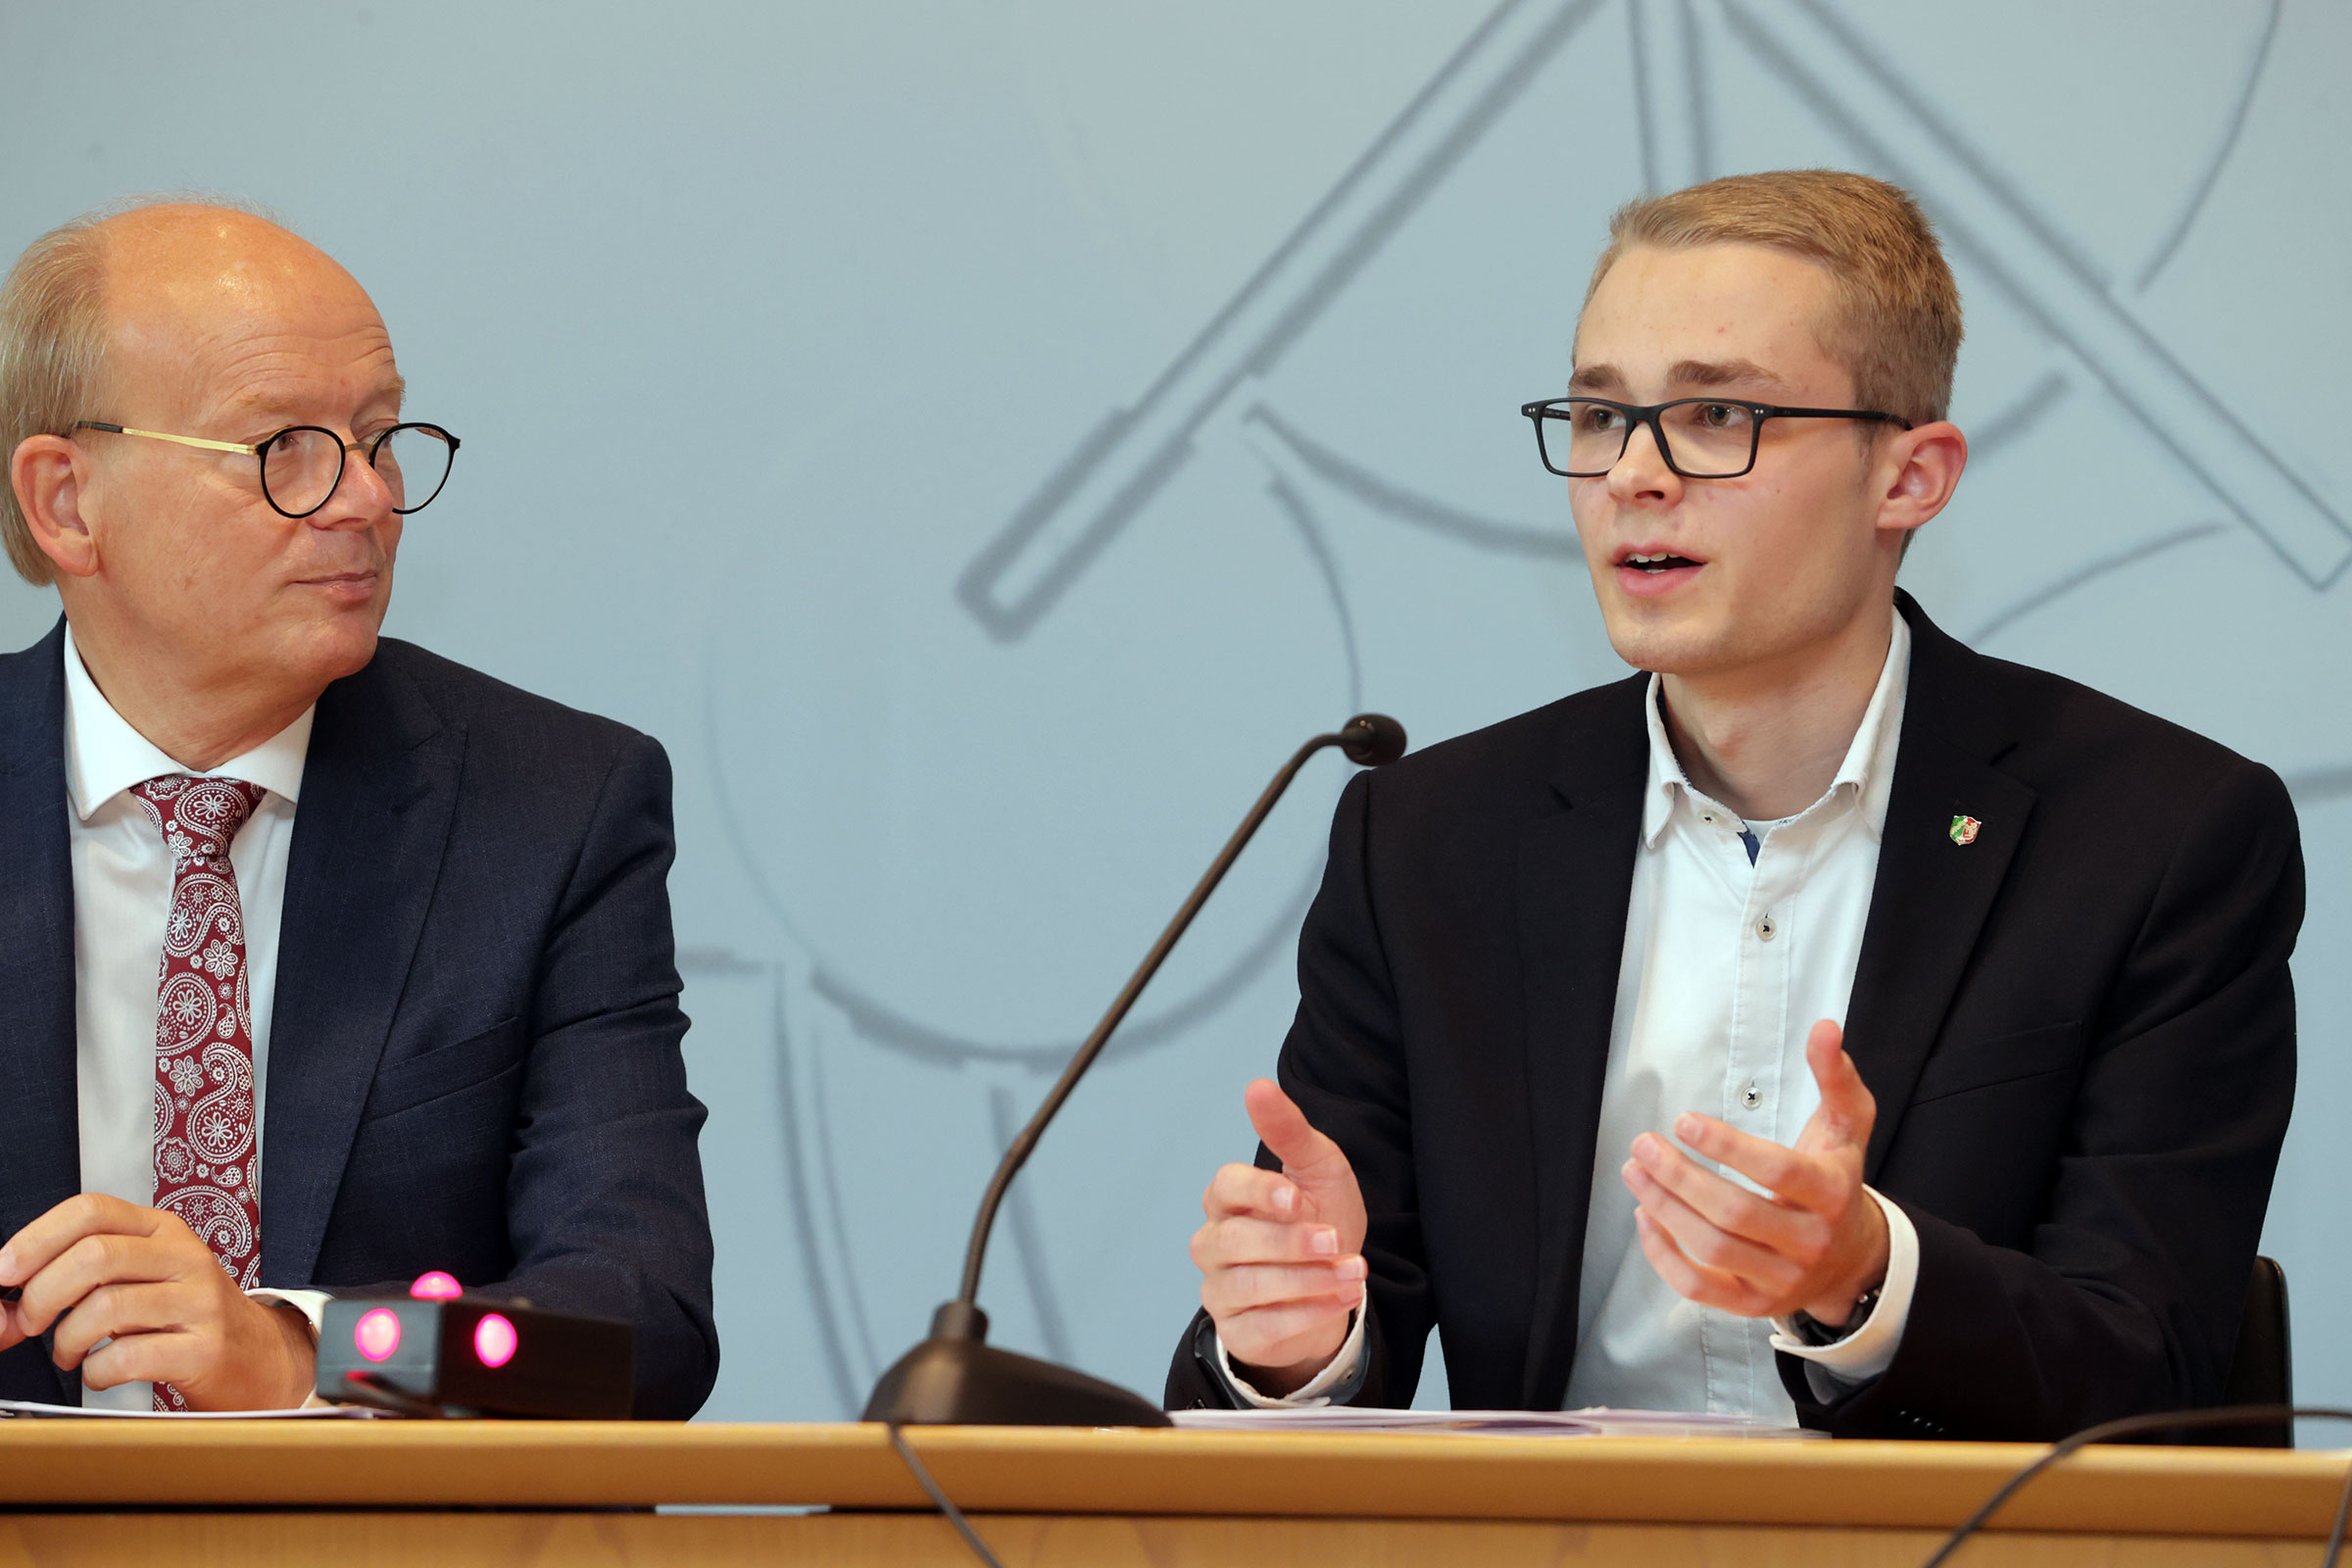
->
xmin=409 ymin=1271 xmax=463 ymax=1300
xmin=473 ymin=1312 xmax=518 ymax=1369
xmin=353 ymin=1307 xmax=402 ymax=1363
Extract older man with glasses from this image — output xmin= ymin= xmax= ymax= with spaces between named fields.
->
xmin=0 ymin=200 xmax=715 ymax=1416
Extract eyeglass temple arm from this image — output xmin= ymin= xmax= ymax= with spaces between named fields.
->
xmin=70 ymin=421 xmax=259 ymax=455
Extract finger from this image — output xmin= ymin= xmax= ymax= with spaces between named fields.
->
xmin=1621 ymin=1157 xmax=1799 ymax=1291
xmin=1805 ymin=1021 xmax=1877 ymax=1146
xmin=1632 ymin=1132 xmax=1821 ymax=1251
xmin=12 ymin=1233 xmax=186 ymax=1337
xmin=1637 ymin=1212 xmax=1768 ymax=1316
xmin=1203 ymin=1257 xmax=1368 ymax=1317
xmin=0 ymin=1194 xmax=159 ymax=1289
xmin=1243 ymin=1080 xmax=1351 ymax=1186
xmin=1665 ymin=1116 xmax=1841 ymax=1214
xmin=50 ymin=1281 xmax=200 ymax=1370
xmin=1202 ymin=1162 xmax=1303 ymax=1222
xmin=1191 ymin=1216 xmax=1344 ymax=1271
xmin=0 ymin=1301 xmax=25 ymax=1355
xmin=76 ymin=1329 xmax=208 ymax=1395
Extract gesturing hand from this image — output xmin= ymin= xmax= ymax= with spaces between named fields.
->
xmin=1622 ymin=1019 xmax=1890 ymax=1326
xmin=0 ymin=1195 xmax=316 ymax=1410
xmin=1190 ymin=1079 xmax=1369 ymax=1396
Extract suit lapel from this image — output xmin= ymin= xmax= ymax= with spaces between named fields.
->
xmin=1516 ymin=679 xmax=1647 ymax=1409
xmin=1846 ymin=596 xmax=2035 ymax=1178
xmin=0 ymin=623 xmax=87 ymax=1400
xmin=261 ymin=650 xmax=463 ymax=1287
xmin=0 ymin=623 xmax=82 ymax=1247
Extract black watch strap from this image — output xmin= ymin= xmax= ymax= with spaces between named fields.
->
xmin=1788 ymin=1284 xmax=1883 ymax=1348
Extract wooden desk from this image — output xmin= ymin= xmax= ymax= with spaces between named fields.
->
xmin=0 ymin=1420 xmax=2341 ymax=1565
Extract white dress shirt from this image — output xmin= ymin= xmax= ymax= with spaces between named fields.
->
xmin=1220 ymin=616 xmax=1921 ymax=1412
xmin=62 ymin=626 xmax=325 ymax=1410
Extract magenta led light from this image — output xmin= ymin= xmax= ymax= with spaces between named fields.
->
xmin=353 ymin=1307 xmax=402 ymax=1363
xmin=473 ymin=1312 xmax=518 ymax=1368
xmin=409 ymin=1271 xmax=463 ymax=1300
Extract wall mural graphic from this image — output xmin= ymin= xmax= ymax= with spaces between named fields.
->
xmin=2 ymin=0 xmax=2344 ymax=1426
xmin=689 ymin=0 xmax=2351 ymax=1415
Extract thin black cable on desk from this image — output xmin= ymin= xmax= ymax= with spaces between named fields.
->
xmin=886 ymin=1404 xmax=2348 ymax=1568
xmin=1920 ymin=1404 xmax=2352 ymax=1568
xmin=886 ymin=1423 xmax=1007 ymax=1568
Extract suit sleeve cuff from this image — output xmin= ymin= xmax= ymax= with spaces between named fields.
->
xmin=1770 ymin=1188 xmax=1917 ymax=1394
xmin=249 ymin=1288 xmax=334 ymax=1409
xmin=1211 ymin=1307 xmax=1368 ymax=1407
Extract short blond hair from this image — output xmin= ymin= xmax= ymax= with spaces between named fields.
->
xmin=1588 ymin=170 xmax=1962 ymax=428
xmin=0 ymin=194 xmax=283 ymax=586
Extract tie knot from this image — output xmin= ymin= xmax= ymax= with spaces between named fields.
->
xmin=131 ymin=776 xmax=267 ymax=867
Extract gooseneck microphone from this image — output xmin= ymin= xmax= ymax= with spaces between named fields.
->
xmin=862 ymin=712 xmax=1407 ymax=1427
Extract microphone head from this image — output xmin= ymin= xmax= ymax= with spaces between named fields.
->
xmin=1339 ymin=712 xmax=1407 ymax=766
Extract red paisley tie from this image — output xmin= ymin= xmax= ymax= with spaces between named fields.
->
xmin=132 ymin=776 xmax=267 ymax=1412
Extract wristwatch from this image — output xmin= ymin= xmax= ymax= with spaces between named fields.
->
xmin=1788 ymin=1284 xmax=1883 ymax=1348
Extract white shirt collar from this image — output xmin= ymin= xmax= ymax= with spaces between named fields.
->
xmin=1640 ymin=611 xmax=1912 ymax=849
xmin=62 ymin=622 xmax=313 ymax=822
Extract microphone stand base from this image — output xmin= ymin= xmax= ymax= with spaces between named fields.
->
xmin=862 ymin=1322 xmax=1171 ymax=1428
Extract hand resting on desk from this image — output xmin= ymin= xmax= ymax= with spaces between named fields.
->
xmin=0 ymin=1194 xmax=314 ymax=1410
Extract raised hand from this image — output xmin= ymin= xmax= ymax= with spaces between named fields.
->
xmin=1190 ymin=1078 xmax=1370 ymax=1395
xmin=1621 ymin=1019 xmax=1890 ymax=1325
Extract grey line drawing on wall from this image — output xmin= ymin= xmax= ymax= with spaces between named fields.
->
xmin=697 ymin=0 xmax=2345 ymax=1414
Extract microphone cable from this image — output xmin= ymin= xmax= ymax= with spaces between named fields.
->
xmin=886 ymin=1422 xmax=1007 ymax=1568
xmin=1920 ymin=1404 xmax=2352 ymax=1567
xmin=889 ymin=1404 xmax=2347 ymax=1568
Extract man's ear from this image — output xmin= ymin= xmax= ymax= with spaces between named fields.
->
xmin=1874 ymin=420 xmax=1968 ymax=544
xmin=11 ymin=434 xmax=102 ymax=579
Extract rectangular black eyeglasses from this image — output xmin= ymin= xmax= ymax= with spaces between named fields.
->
xmin=1519 ymin=396 xmax=1912 ymax=480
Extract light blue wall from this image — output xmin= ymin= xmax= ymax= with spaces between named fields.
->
xmin=3 ymin=0 xmax=2343 ymax=1427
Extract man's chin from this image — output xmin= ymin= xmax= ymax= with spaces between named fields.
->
xmin=1600 ymin=609 xmax=1734 ymax=679
xmin=290 ymin=612 xmax=386 ymax=689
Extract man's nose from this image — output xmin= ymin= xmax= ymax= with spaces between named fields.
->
xmin=314 ymin=442 xmax=397 ymax=524
xmin=1605 ymin=417 xmax=1682 ymax=505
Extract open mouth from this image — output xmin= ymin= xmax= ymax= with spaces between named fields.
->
xmin=1618 ymin=551 xmax=1702 ymax=573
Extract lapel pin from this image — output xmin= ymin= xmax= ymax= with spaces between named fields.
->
xmin=1950 ymin=814 xmax=1983 ymax=847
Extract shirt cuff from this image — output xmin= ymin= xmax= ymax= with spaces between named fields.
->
xmin=249 ymin=1287 xmax=334 ymax=1409
xmin=1211 ymin=1307 xmax=1369 ymax=1407
xmin=1769 ymin=1187 xmax=1917 ymax=1395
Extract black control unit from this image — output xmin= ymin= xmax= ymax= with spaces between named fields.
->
xmin=316 ymin=1295 xmax=633 ymax=1419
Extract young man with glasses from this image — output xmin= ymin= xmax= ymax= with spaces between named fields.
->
xmin=1170 ymin=171 xmax=2301 ymax=1439
xmin=0 ymin=201 xmax=715 ymax=1415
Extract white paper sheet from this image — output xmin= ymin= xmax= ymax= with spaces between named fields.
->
xmin=1169 ymin=1405 xmax=1816 ymax=1438
xmin=0 ymin=1398 xmax=381 ymax=1420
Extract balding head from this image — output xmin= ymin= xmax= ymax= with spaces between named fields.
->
xmin=2 ymin=197 xmax=414 ymax=769
xmin=94 ymin=204 xmax=390 ymax=443
xmin=0 ymin=198 xmax=363 ymax=582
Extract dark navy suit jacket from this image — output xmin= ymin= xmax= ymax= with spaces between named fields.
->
xmin=0 ymin=620 xmax=717 ymax=1416
xmin=1167 ymin=593 xmax=2301 ymax=1440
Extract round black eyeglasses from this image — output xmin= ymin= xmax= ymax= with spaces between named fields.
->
xmin=70 ymin=420 xmax=462 ymax=518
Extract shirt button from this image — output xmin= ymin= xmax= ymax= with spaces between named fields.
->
xmin=1756 ymin=913 xmax=1778 ymax=941
xmin=1741 ymin=1081 xmax=1762 ymax=1109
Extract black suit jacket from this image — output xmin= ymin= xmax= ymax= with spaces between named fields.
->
xmin=1167 ymin=593 xmax=2300 ymax=1440
xmin=0 ymin=621 xmax=717 ymax=1416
